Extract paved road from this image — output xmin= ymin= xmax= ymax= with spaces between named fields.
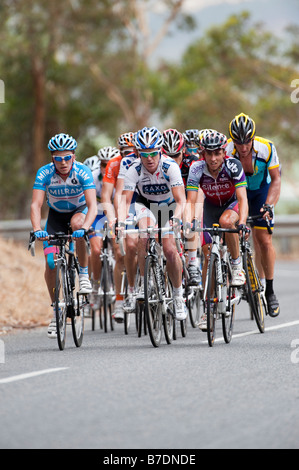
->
xmin=1 ymin=260 xmax=299 ymax=450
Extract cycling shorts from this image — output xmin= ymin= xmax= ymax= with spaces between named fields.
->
xmin=43 ymin=206 xmax=87 ymax=268
xmin=202 ymin=199 xmax=239 ymax=246
xmin=247 ymin=185 xmax=274 ymax=230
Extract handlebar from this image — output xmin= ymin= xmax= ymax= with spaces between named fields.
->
xmin=28 ymin=229 xmax=92 ymax=257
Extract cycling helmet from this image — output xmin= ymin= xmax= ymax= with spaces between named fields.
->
xmin=183 ymin=129 xmax=200 ymax=147
xmin=97 ymin=146 xmax=120 ymax=161
xmin=48 ymin=133 xmax=77 ymax=151
xmin=229 ymin=112 xmax=256 ymax=143
xmin=118 ymin=132 xmax=135 ymax=148
xmin=200 ymin=129 xmax=227 ymax=151
xmin=162 ymin=128 xmax=185 ymax=156
xmin=83 ymin=155 xmax=101 ymax=171
xmin=134 ymin=126 xmax=163 ymax=150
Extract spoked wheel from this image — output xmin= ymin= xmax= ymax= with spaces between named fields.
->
xmin=163 ymin=271 xmax=174 ymax=344
xmin=222 ymin=285 xmax=236 ymax=344
xmin=206 ymin=253 xmax=218 ymax=347
xmin=55 ymin=261 xmax=68 ymax=351
xmin=71 ymin=259 xmax=85 ymax=347
xmin=188 ymin=287 xmax=202 ymax=328
xmin=144 ymin=256 xmax=163 ymax=348
xmin=243 ymin=251 xmax=265 ymax=334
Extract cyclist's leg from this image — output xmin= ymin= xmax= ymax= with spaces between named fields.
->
xmin=219 ymin=201 xmax=245 ymax=286
xmin=89 ymin=215 xmax=105 ymax=290
xmin=43 ymin=209 xmax=70 ymax=336
xmin=70 ymin=207 xmax=92 ymax=293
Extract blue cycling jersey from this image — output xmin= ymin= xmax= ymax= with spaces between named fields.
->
xmin=33 ymin=161 xmax=96 ymax=213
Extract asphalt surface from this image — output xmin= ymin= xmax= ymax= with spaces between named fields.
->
xmin=1 ymin=260 xmax=299 ymax=450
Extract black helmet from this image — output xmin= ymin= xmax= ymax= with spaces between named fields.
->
xmin=229 ymin=113 xmax=256 ymax=143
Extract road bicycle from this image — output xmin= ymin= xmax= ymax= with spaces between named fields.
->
xmin=193 ymin=224 xmax=242 ymax=347
xmin=118 ymin=225 xmax=177 ymax=348
xmin=91 ymin=221 xmax=115 ymax=333
xmin=239 ymin=214 xmax=273 ymax=333
xmin=29 ymin=230 xmax=90 ymax=350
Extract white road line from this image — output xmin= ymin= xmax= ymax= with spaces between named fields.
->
xmin=0 ymin=367 xmax=69 ymax=384
xmin=202 ymin=320 xmax=299 ymax=344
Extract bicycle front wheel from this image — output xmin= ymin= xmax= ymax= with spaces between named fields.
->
xmin=55 ymin=261 xmax=68 ymax=351
xmin=206 ymin=253 xmax=218 ymax=347
xmin=144 ymin=256 xmax=163 ymax=348
xmin=222 ymin=285 xmax=236 ymax=344
xmin=69 ymin=259 xmax=85 ymax=347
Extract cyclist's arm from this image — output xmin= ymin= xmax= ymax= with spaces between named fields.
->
xmin=30 ymin=189 xmax=45 ymax=232
xmin=101 ymin=181 xmax=116 ymax=223
xmin=185 ymin=189 xmax=201 ymax=224
xmin=265 ymin=166 xmax=281 ymax=209
xmin=172 ymin=185 xmax=186 ymax=222
xmin=235 ymin=186 xmax=248 ymax=226
xmin=114 ymin=177 xmax=125 ymax=220
xmin=118 ymin=190 xmax=134 ymax=224
xmin=82 ymin=188 xmax=97 ymax=230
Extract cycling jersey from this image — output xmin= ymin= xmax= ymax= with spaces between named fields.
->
xmin=186 ymin=157 xmax=247 ymax=207
xmin=103 ymin=154 xmax=122 ymax=187
xmin=226 ymin=136 xmax=280 ymax=191
xmin=124 ymin=156 xmax=184 ymax=205
xmin=118 ymin=154 xmax=138 ymax=179
xmin=179 ymin=154 xmax=199 ymax=187
xmin=33 ymin=161 xmax=95 ymax=213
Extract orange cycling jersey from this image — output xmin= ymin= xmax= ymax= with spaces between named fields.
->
xmin=103 ymin=154 xmax=122 ymax=187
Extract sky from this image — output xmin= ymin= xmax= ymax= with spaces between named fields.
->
xmin=152 ymin=0 xmax=299 ymax=62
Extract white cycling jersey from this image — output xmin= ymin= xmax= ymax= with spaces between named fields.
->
xmin=123 ymin=156 xmax=184 ymax=205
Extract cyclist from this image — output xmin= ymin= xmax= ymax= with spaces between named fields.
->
xmin=186 ymin=129 xmax=248 ymax=329
xmin=162 ymin=128 xmax=201 ymax=286
xmin=83 ymin=148 xmax=119 ymax=295
xmin=227 ymin=112 xmax=281 ymax=317
xmin=118 ymin=126 xmax=187 ymax=321
xmin=30 ymin=133 xmax=97 ymax=338
xmin=114 ymin=133 xmax=140 ymax=315
xmin=183 ymin=129 xmax=203 ymax=159
xmin=101 ymin=135 xmax=137 ymax=322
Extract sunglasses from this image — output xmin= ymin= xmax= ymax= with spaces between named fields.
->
xmin=168 ymin=151 xmax=182 ymax=158
xmin=186 ymin=147 xmax=198 ymax=153
xmin=53 ymin=155 xmax=73 ymax=162
xmin=233 ymin=138 xmax=252 ymax=145
xmin=139 ymin=151 xmax=160 ymax=158
xmin=121 ymin=149 xmax=135 ymax=157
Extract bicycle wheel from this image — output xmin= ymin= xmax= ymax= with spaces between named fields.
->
xmin=222 ymin=285 xmax=236 ymax=344
xmin=163 ymin=270 xmax=174 ymax=344
xmin=206 ymin=252 xmax=218 ymax=347
xmin=243 ymin=250 xmax=265 ymax=333
xmin=55 ymin=260 xmax=68 ymax=351
xmin=144 ymin=256 xmax=163 ymax=347
xmin=188 ymin=287 xmax=202 ymax=328
xmin=101 ymin=257 xmax=109 ymax=333
xmin=71 ymin=259 xmax=85 ymax=347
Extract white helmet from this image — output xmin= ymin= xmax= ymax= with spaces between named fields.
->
xmin=83 ymin=155 xmax=101 ymax=171
xmin=97 ymin=146 xmax=120 ymax=161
